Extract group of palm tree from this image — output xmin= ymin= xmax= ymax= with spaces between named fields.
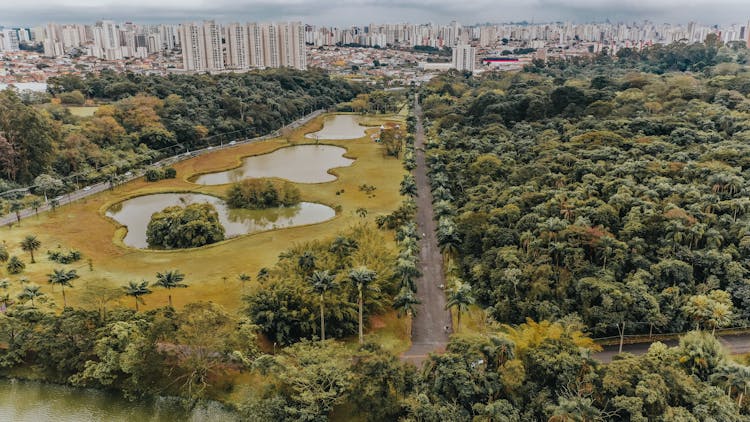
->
xmin=123 ymin=269 xmax=187 ymax=311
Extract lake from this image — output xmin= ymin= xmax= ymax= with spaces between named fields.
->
xmin=193 ymin=144 xmax=353 ymax=185
xmin=106 ymin=193 xmax=335 ymax=249
xmin=306 ymin=114 xmax=371 ymax=140
xmin=0 ymin=379 xmax=238 ymax=422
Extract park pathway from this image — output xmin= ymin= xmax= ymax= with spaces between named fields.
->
xmin=401 ymin=94 xmax=452 ymax=367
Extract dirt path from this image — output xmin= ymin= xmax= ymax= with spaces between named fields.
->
xmin=401 ymin=95 xmax=452 ymax=367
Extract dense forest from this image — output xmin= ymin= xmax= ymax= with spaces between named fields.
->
xmin=0 ymin=68 xmax=363 ymax=200
xmin=422 ymin=40 xmax=750 ymax=339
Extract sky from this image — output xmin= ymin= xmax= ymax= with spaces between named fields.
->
xmin=1 ymin=0 xmax=749 ymax=27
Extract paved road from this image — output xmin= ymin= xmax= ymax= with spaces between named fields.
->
xmin=401 ymin=94 xmax=452 ymax=367
xmin=0 ymin=109 xmax=324 ymax=227
xmin=594 ymin=332 xmax=750 ymax=362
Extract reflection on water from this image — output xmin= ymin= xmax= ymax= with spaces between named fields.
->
xmin=106 ymin=193 xmax=335 ymax=249
xmin=0 ymin=378 xmax=238 ymax=422
xmin=193 ymin=144 xmax=353 ymax=185
xmin=306 ymin=114 xmax=371 ymax=140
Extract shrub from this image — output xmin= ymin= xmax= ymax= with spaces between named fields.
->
xmin=145 ymin=168 xmax=164 ymax=182
xmin=163 ymin=167 xmax=177 ymax=179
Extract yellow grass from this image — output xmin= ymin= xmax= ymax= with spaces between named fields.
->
xmin=0 ymin=113 xmax=406 ymax=316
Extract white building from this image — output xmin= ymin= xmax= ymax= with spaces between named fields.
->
xmin=452 ymin=44 xmax=475 ymax=72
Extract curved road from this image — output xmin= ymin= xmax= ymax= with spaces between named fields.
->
xmin=401 ymin=94 xmax=452 ymax=367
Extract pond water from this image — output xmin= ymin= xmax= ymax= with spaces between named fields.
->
xmin=306 ymin=114 xmax=371 ymax=140
xmin=106 ymin=193 xmax=335 ymax=249
xmin=193 ymin=144 xmax=353 ymax=185
xmin=0 ymin=379 xmax=238 ymax=422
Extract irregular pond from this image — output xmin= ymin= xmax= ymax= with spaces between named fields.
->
xmin=0 ymin=378 xmax=238 ymax=421
xmin=306 ymin=114 xmax=371 ymax=140
xmin=193 ymin=144 xmax=353 ymax=185
xmin=106 ymin=193 xmax=335 ymax=249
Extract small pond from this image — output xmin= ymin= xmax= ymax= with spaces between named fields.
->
xmin=0 ymin=378 xmax=238 ymax=421
xmin=106 ymin=193 xmax=335 ymax=249
xmin=193 ymin=144 xmax=353 ymax=185
xmin=306 ymin=114 xmax=371 ymax=140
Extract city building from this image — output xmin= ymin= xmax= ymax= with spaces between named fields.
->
xmin=452 ymin=44 xmax=476 ymax=72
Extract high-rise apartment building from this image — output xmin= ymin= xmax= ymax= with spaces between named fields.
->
xmin=0 ymin=29 xmax=20 ymax=52
xmin=179 ymin=22 xmax=207 ymax=71
xmin=203 ymin=20 xmax=224 ymax=71
xmin=452 ymin=44 xmax=476 ymax=72
xmin=278 ymin=22 xmax=306 ymax=70
xmin=225 ymin=23 xmax=250 ymax=69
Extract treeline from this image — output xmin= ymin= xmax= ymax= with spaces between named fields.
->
xmin=0 ymin=68 xmax=363 ymax=195
xmin=420 ymin=40 xmax=750 ymax=338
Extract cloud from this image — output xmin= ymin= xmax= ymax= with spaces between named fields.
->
xmin=1 ymin=0 xmax=748 ymax=26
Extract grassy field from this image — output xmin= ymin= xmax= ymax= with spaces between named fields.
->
xmin=0 ymin=113 xmax=406 ymax=316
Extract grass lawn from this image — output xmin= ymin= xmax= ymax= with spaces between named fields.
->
xmin=0 ymin=113 xmax=406 ymax=320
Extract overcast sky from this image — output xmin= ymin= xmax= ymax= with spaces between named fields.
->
xmin=1 ymin=0 xmax=749 ymax=27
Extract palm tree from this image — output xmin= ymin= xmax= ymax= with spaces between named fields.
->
xmin=50 ymin=198 xmax=60 ymax=212
xmin=399 ymin=174 xmax=418 ymax=197
xmin=18 ymin=284 xmax=44 ymax=308
xmin=6 ymin=256 xmax=25 ymax=274
xmin=349 ymin=267 xmax=378 ymax=345
xmin=355 ymin=207 xmax=368 ymax=218
xmin=257 ymin=267 xmax=270 ymax=283
xmin=154 ymin=270 xmax=187 ymax=307
xmin=47 ymin=268 xmax=79 ymax=307
xmin=20 ymin=235 xmax=41 ymax=263
xmin=329 ymin=236 xmax=358 ymax=264
xmin=9 ymin=202 xmax=23 ymax=224
xmin=393 ymin=287 xmax=420 ymax=338
xmin=446 ymin=282 xmax=475 ymax=333
xmin=238 ymin=273 xmax=251 ymax=289
xmin=30 ymin=199 xmax=42 ymax=216
xmin=0 ymin=244 xmax=8 ymax=271
xmin=307 ymin=270 xmax=336 ymax=341
xmin=297 ymin=251 xmax=317 ymax=278
xmin=123 ymin=280 xmax=152 ymax=311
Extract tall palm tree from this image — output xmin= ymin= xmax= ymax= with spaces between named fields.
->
xmin=47 ymin=268 xmax=79 ymax=307
xmin=446 ymin=282 xmax=475 ymax=333
xmin=18 ymin=284 xmax=44 ymax=308
xmin=238 ymin=273 xmax=251 ymax=289
xmin=30 ymin=199 xmax=42 ymax=216
xmin=329 ymin=236 xmax=358 ymax=265
xmin=349 ymin=267 xmax=378 ymax=345
xmin=0 ymin=245 xmax=8 ymax=272
xmin=20 ymin=235 xmax=41 ymax=263
xmin=393 ymin=287 xmax=420 ymax=338
xmin=307 ymin=270 xmax=336 ymax=341
xmin=154 ymin=270 xmax=187 ymax=307
xmin=9 ymin=202 xmax=23 ymax=224
xmin=123 ymin=280 xmax=152 ymax=311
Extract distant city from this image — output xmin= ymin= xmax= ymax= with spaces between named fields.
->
xmin=0 ymin=19 xmax=749 ymax=84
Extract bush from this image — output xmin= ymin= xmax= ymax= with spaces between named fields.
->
xmin=47 ymin=249 xmax=82 ymax=264
xmin=226 ymin=179 xmax=301 ymax=209
xmin=58 ymin=90 xmax=86 ymax=105
xmin=163 ymin=167 xmax=177 ymax=179
xmin=146 ymin=203 xmax=225 ymax=249
xmin=145 ymin=168 xmax=164 ymax=182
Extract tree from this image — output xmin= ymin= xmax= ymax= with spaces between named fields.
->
xmin=123 ymin=280 xmax=152 ymax=311
xmin=349 ymin=267 xmax=378 ymax=344
xmin=446 ymin=281 xmax=475 ymax=332
xmin=154 ymin=269 xmax=187 ymax=307
xmin=18 ymin=284 xmax=44 ymax=308
xmin=683 ymin=290 xmax=734 ymax=334
xmin=0 ymin=244 xmax=9 ymax=269
xmin=257 ymin=267 xmax=270 ymax=283
xmin=9 ymin=202 xmax=23 ymax=224
xmin=400 ymin=174 xmax=418 ymax=197
xmin=238 ymin=273 xmax=251 ymax=289
xmin=47 ymin=268 xmax=79 ymax=307
xmin=298 ymin=251 xmax=317 ymax=278
xmin=307 ymin=270 xmax=336 ymax=341
xmin=393 ymin=287 xmax=420 ymax=338
xmin=146 ymin=203 xmax=225 ymax=249
xmin=20 ymin=235 xmax=41 ymax=263
xmin=6 ymin=256 xmax=25 ymax=274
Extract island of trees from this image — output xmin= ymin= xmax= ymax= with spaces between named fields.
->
xmin=226 ymin=179 xmax=301 ymax=210
xmin=146 ymin=203 xmax=225 ymax=249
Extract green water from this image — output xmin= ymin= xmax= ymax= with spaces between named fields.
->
xmin=106 ymin=193 xmax=335 ymax=249
xmin=193 ymin=144 xmax=354 ymax=185
xmin=0 ymin=379 xmax=238 ymax=421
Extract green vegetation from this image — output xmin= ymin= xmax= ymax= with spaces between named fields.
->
xmin=145 ymin=203 xmax=225 ymax=249
xmin=144 ymin=166 xmax=176 ymax=182
xmin=226 ymin=179 xmax=301 ymax=210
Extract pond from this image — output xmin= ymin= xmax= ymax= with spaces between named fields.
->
xmin=0 ymin=379 xmax=238 ymax=422
xmin=193 ymin=144 xmax=353 ymax=185
xmin=306 ymin=114 xmax=371 ymax=140
xmin=106 ymin=193 xmax=335 ymax=249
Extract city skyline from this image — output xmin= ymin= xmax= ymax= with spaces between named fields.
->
xmin=2 ymin=0 xmax=750 ymax=27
